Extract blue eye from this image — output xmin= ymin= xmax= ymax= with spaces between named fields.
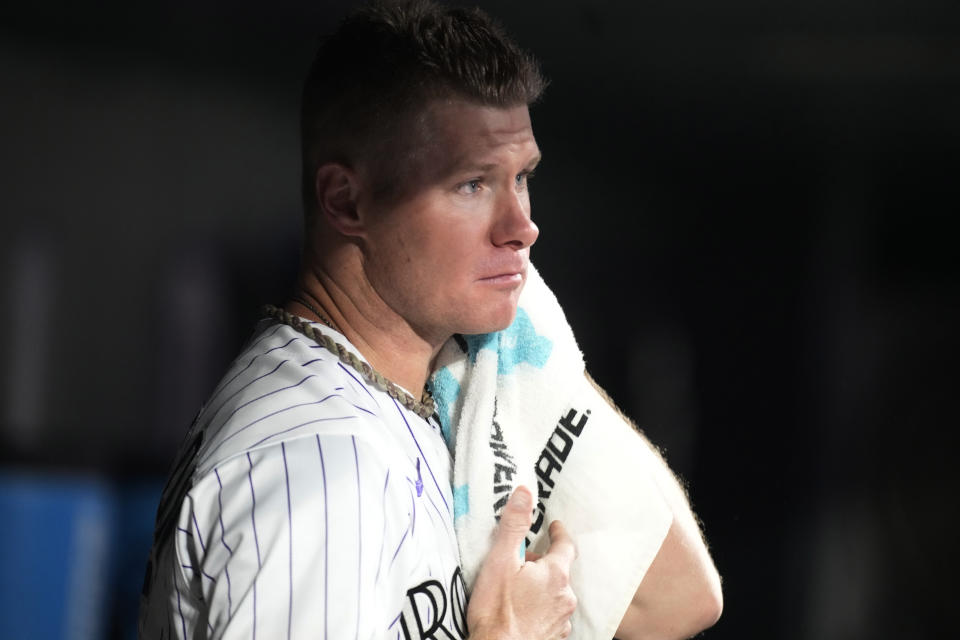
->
xmin=458 ymin=180 xmax=481 ymax=195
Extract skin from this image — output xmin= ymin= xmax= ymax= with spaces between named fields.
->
xmin=468 ymin=487 xmax=578 ymax=640
xmin=293 ymin=98 xmax=540 ymax=395
xmin=293 ymin=97 xmax=722 ymax=639
xmin=293 ymin=98 xmax=576 ymax=639
xmin=586 ymin=374 xmax=724 ymax=640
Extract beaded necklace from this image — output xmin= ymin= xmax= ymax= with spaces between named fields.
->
xmin=263 ymin=304 xmax=437 ymax=420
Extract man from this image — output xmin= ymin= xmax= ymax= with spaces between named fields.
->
xmin=139 ymin=2 xmax=721 ymax=639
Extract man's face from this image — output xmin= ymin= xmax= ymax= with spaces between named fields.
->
xmin=358 ymin=98 xmax=541 ymax=343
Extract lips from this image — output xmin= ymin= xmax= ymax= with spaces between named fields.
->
xmin=478 ymin=261 xmax=526 ymax=282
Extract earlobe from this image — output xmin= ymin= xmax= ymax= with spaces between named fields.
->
xmin=315 ymin=163 xmax=364 ymax=236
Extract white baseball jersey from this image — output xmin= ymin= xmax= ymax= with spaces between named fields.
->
xmin=139 ymin=319 xmax=467 ymax=639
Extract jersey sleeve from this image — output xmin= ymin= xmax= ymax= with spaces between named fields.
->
xmin=174 ymin=432 xmax=414 ymax=639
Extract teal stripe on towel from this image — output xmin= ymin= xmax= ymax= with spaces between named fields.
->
xmin=465 ymin=308 xmax=552 ymax=375
xmin=453 ymin=484 xmax=469 ymax=521
xmin=431 ymin=367 xmax=461 ymax=444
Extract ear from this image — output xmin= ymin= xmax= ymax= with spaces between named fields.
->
xmin=314 ymin=162 xmax=365 ymax=237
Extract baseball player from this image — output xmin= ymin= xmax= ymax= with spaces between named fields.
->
xmin=139 ymin=4 xmax=575 ymax=638
xmin=139 ymin=2 xmax=722 ymax=639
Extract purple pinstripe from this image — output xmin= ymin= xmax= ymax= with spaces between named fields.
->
xmin=316 ymin=435 xmax=330 ymax=640
xmin=350 ymin=403 xmax=378 ymax=417
xmin=202 ymin=393 xmax=342 ymax=461
xmin=205 ymin=359 xmax=290 ymax=430
xmin=191 ymin=510 xmax=207 ymax=553
xmin=212 ymin=371 xmax=316 ymax=434
xmin=206 ymin=324 xmax=286 ymax=402
xmin=214 ymin=469 xmax=235 ymax=614
xmin=337 ymin=362 xmax=379 ymax=405
xmin=389 ymin=526 xmax=410 ymax=568
xmin=392 ymin=399 xmax=449 ymax=513
xmin=375 ymin=469 xmax=390 ymax=586
xmin=423 ymin=491 xmax=455 ymax=541
xmin=249 ymin=415 xmax=357 ymax=449
xmin=246 ymin=322 xmax=287 ymax=351
xmin=174 ymin=550 xmax=187 ymax=639
xmin=409 ymin=481 xmax=417 ymax=535
xmin=247 ymin=452 xmax=262 ymax=640
xmin=352 ymin=435 xmax=362 ymax=638
xmin=145 ymin=321 xmax=464 ymax=638
xmin=282 ymin=442 xmax=294 ymax=640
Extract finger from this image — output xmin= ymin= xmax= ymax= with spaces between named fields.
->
xmin=524 ymin=550 xmax=542 ymax=562
xmin=488 ymin=486 xmax=534 ymax=570
xmin=544 ymin=520 xmax=577 ymax=566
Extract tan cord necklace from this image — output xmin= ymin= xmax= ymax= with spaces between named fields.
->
xmin=263 ymin=304 xmax=437 ymax=420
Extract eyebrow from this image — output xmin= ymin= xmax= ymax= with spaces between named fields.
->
xmin=454 ymin=153 xmax=543 ymax=175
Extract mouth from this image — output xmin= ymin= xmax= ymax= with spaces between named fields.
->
xmin=478 ymin=263 xmax=527 ymax=286
xmin=479 ymin=272 xmax=524 ymax=285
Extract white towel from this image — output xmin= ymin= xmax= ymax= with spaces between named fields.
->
xmin=430 ymin=265 xmax=674 ymax=639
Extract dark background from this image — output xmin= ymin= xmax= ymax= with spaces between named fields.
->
xmin=1 ymin=1 xmax=957 ymax=638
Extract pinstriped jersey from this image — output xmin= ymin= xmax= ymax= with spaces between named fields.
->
xmin=139 ymin=320 xmax=468 ymax=639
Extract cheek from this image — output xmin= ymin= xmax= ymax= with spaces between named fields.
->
xmin=422 ymin=222 xmax=481 ymax=268
xmin=393 ymin=234 xmax=414 ymax=266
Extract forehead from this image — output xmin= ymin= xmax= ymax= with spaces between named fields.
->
xmin=415 ymin=98 xmax=539 ymax=175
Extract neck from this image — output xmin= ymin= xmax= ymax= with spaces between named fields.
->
xmin=288 ymin=257 xmax=445 ymax=398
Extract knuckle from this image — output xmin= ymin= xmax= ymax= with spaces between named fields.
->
xmin=499 ymin=513 xmax=526 ymax=531
xmin=546 ymin=560 xmax=570 ymax=587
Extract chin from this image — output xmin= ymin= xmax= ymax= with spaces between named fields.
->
xmin=460 ymin=306 xmax=519 ymax=336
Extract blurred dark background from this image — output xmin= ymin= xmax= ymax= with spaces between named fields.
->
xmin=1 ymin=1 xmax=957 ymax=638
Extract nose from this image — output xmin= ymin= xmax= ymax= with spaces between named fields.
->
xmin=491 ymin=189 xmax=539 ymax=250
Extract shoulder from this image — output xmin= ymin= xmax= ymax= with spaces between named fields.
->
xmin=192 ymin=320 xmax=397 ymax=475
xmin=153 ymin=433 xmax=426 ymax=637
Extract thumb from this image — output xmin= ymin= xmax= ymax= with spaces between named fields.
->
xmin=489 ymin=486 xmax=533 ymax=569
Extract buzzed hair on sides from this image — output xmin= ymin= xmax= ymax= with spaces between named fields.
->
xmin=300 ymin=0 xmax=546 ymax=218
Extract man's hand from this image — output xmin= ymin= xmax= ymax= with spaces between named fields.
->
xmin=467 ymin=486 xmax=578 ymax=640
